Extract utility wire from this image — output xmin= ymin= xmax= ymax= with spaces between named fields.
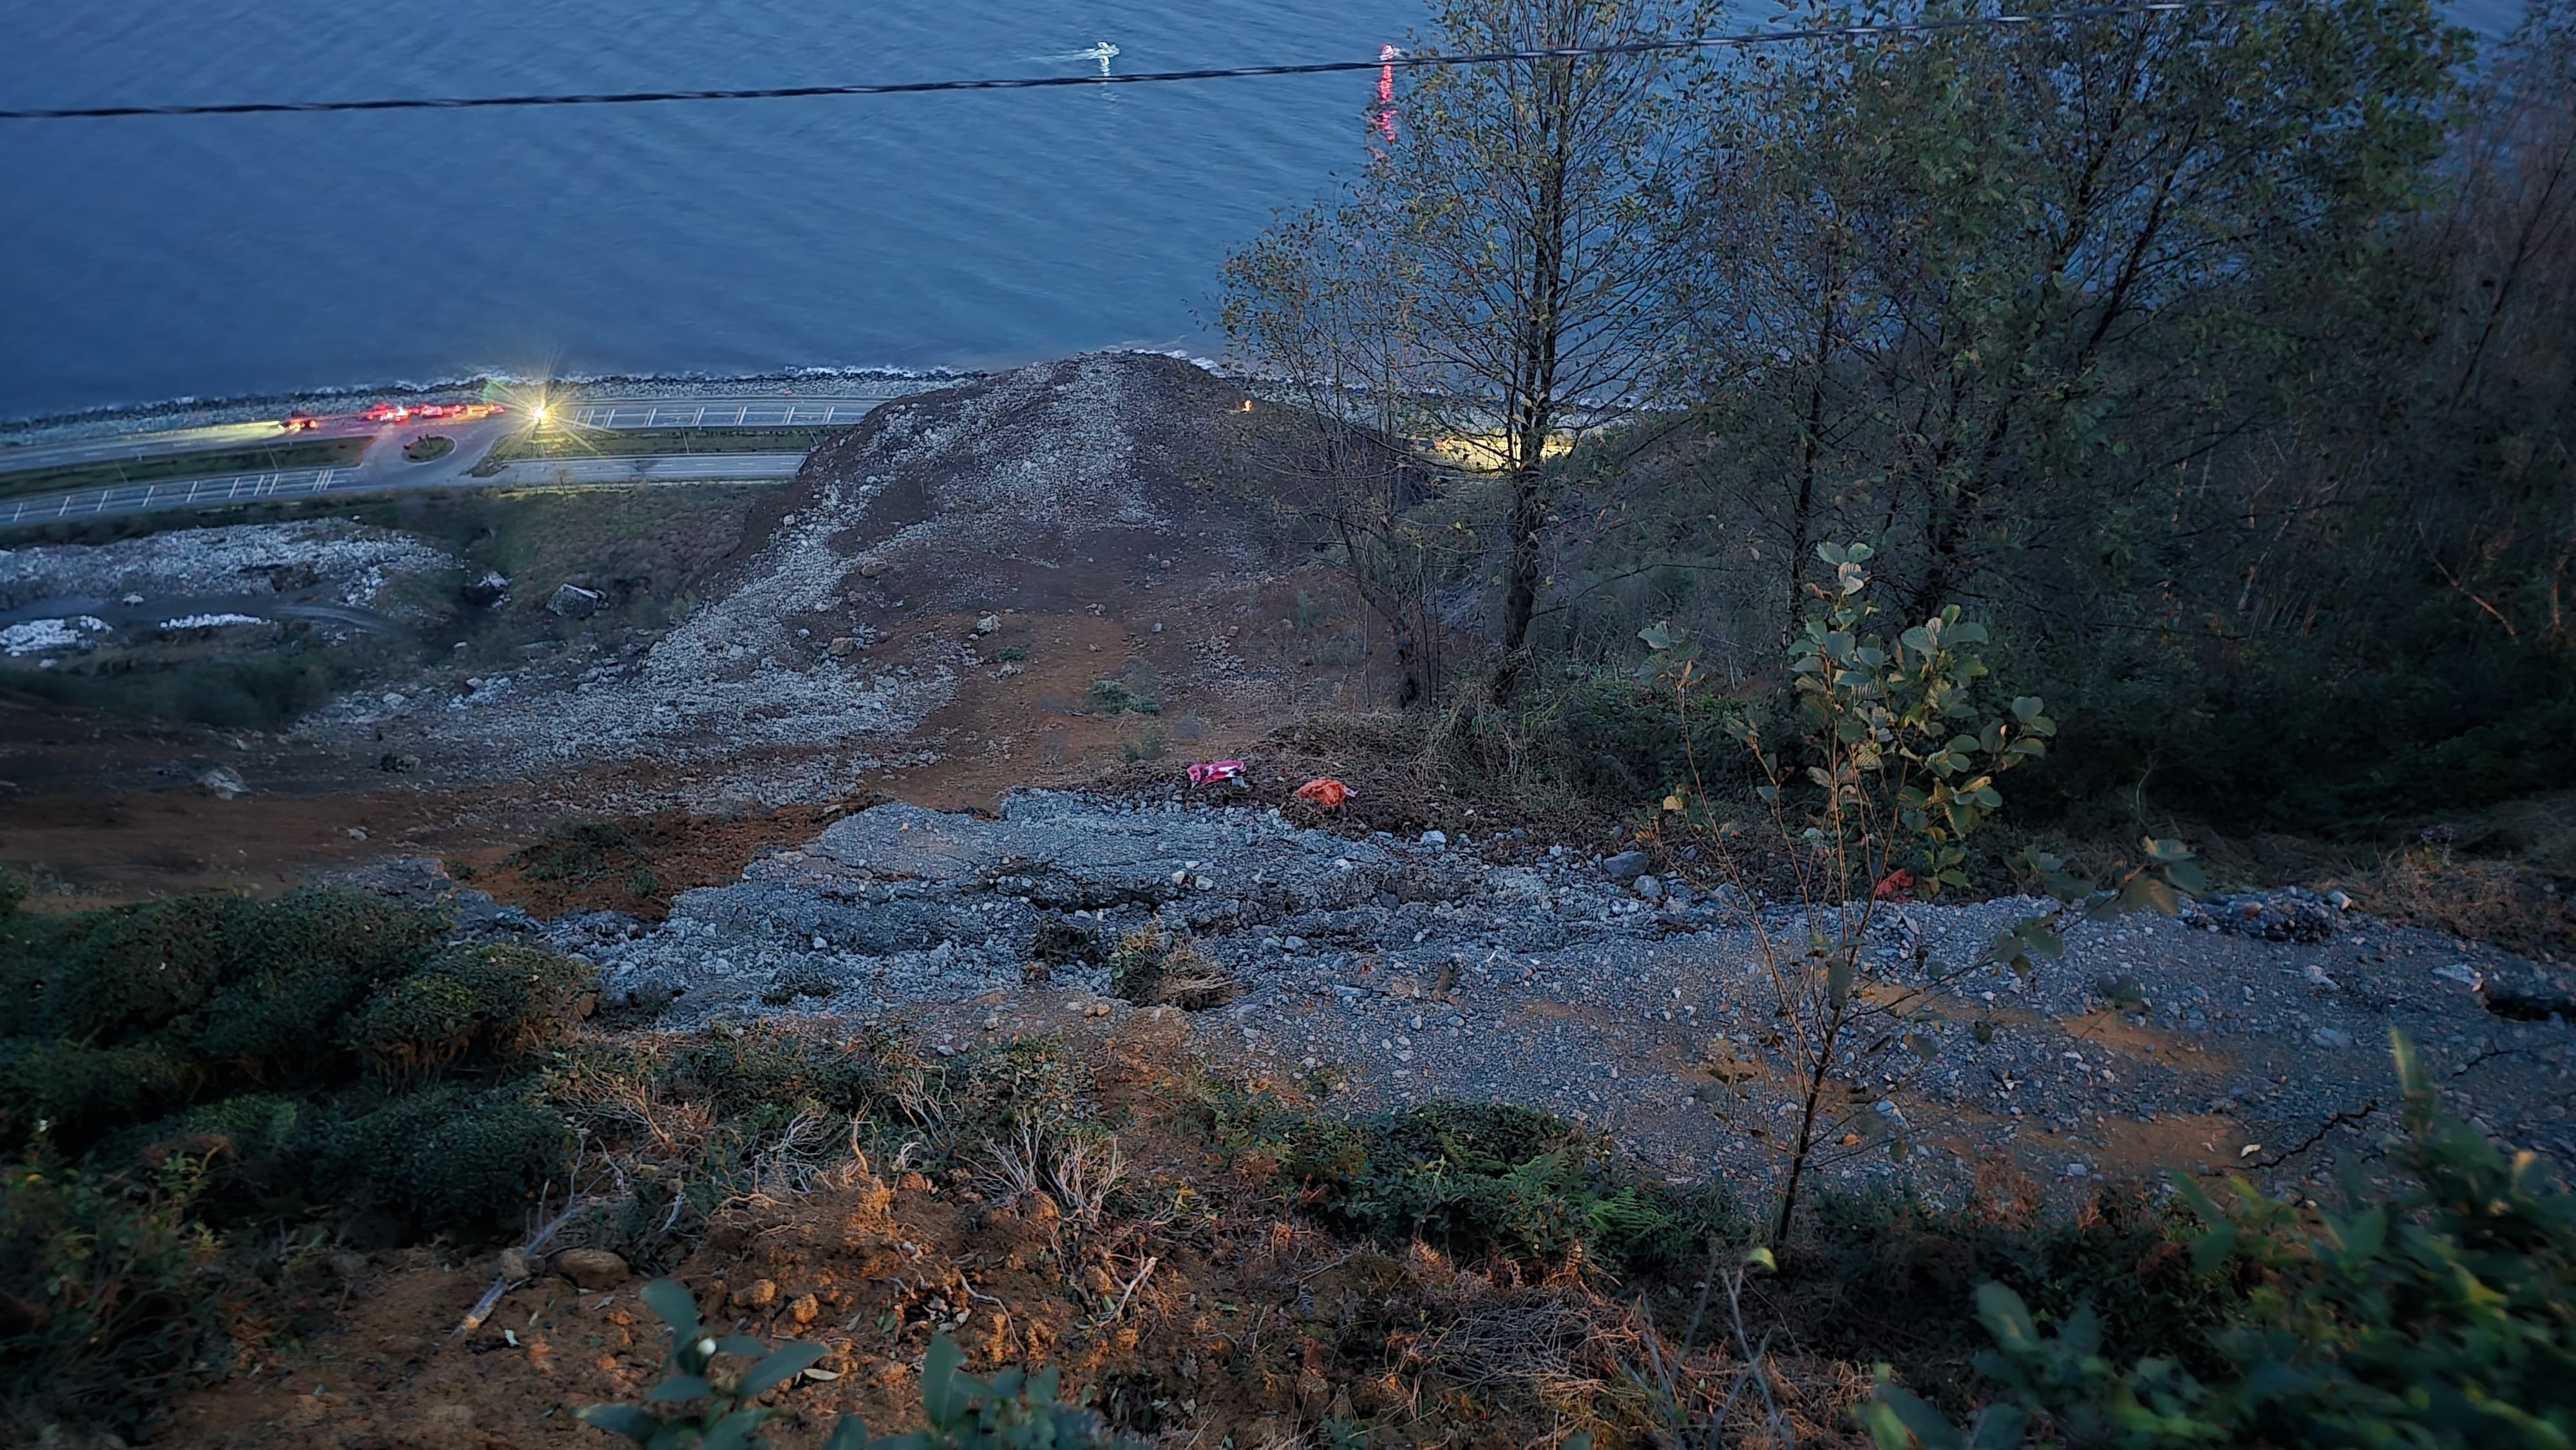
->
xmin=0 ymin=0 xmax=2258 ymax=122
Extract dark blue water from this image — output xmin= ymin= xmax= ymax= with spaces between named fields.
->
xmin=0 ymin=0 xmax=2529 ymax=419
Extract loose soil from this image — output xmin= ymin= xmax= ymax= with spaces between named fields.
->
xmin=160 ymin=1013 xmax=1862 ymax=1450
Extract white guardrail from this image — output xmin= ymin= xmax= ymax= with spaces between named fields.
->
xmin=2 ymin=467 xmax=348 ymax=526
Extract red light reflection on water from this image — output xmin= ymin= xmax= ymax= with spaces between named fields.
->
xmin=1374 ymin=44 xmax=1399 ymax=142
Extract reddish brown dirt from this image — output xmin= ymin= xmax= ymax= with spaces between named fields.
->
xmin=0 ymin=553 xmax=1412 ymax=914
xmin=158 ymin=1021 xmax=1855 ymax=1450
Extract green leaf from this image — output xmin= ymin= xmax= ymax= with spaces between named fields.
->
xmin=920 ymin=1335 xmax=965 ymax=1425
xmin=2168 ymin=860 xmax=2207 ymax=894
xmin=2190 ymin=1220 xmax=2239 ymax=1274
xmin=1965 ymin=1404 xmax=2029 ymax=1449
xmin=1906 ymin=1033 xmax=1939 ymax=1061
xmin=1878 ymin=1383 xmax=1967 ymax=1449
xmin=714 ymin=1335 xmax=770 ymax=1359
xmin=1638 ymin=622 xmax=1674 ymax=651
xmin=1827 ymin=958 xmax=1854 ymax=1007
xmin=2010 ymin=696 xmax=2042 ymax=723
xmin=822 ymin=1417 xmax=875 ymax=1450
xmin=646 ymin=1375 xmax=715 ymax=1403
xmin=1743 ymin=1245 xmax=1777 ymax=1272
xmin=576 ymin=1405 xmax=663 ymax=1444
xmin=641 ymin=1279 xmax=703 ymax=1338
xmin=701 ymin=1408 xmax=776 ymax=1450
xmin=1974 ymin=1283 xmax=2039 ymax=1353
xmin=740 ymin=1342 xmax=828 ymax=1400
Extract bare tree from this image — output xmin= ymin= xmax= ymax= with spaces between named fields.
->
xmin=1224 ymin=0 xmax=1690 ymax=700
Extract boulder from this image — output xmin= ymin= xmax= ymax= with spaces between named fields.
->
xmin=547 ymin=583 xmax=603 ymax=619
xmin=460 ymin=570 xmax=510 ymax=608
xmin=551 ymin=1248 xmax=630 ymax=1290
xmin=1601 ymin=850 xmax=1651 ymax=882
xmin=195 ymin=767 xmax=248 ymax=800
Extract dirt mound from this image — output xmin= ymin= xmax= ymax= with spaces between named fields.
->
xmin=781 ymin=350 xmax=1312 ymax=616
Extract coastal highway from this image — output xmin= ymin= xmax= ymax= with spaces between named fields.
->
xmin=0 ymin=452 xmax=811 ymax=528
xmin=0 ymin=384 xmax=947 ymax=527
xmin=0 ymin=387 xmax=934 ymax=478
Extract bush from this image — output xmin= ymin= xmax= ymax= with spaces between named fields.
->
xmin=579 ymin=1281 xmax=1131 ymax=1450
xmin=0 ymin=890 xmax=587 ymax=1160
xmin=663 ymin=1026 xmax=905 ymax=1122
xmin=1287 ymin=1098 xmax=1741 ymax=1272
xmin=346 ymin=945 xmax=593 ymax=1079
xmin=0 ymin=1040 xmax=197 ymax=1147
xmin=0 ymin=887 xmax=446 ymax=1104
xmin=321 ymin=1087 xmax=573 ymax=1233
xmin=0 ymin=1153 xmax=232 ymax=1439
xmin=1106 ymin=923 xmax=1236 ymax=1010
xmin=1865 ymin=1033 xmax=2576 ymax=1448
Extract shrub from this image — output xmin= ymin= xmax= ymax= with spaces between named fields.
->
xmin=579 ymin=1281 xmax=1131 ymax=1450
xmin=663 ymin=1025 xmax=906 ymax=1122
xmin=1287 ymin=1099 xmax=1741 ymax=1272
xmin=0 ymin=1040 xmax=197 ymax=1147
xmin=1864 ymin=1032 xmax=2576 ymax=1449
xmin=345 ymin=945 xmax=594 ymax=1079
xmin=0 ymin=887 xmax=446 ymax=1097
xmin=0 ymin=1152 xmax=232 ymax=1439
xmin=320 ymin=1086 xmax=573 ymax=1233
xmin=1106 ymin=923 xmax=1236 ymax=1010
xmin=1030 ymin=919 xmax=1108 ymax=968
xmin=509 ymin=820 xmax=645 ymax=886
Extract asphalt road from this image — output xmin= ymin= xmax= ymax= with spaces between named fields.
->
xmin=0 ymin=390 xmax=933 ymax=479
xmin=0 ymin=386 xmax=948 ymax=529
xmin=0 ymin=452 xmax=809 ymax=527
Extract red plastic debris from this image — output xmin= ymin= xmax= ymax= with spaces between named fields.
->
xmin=1873 ymin=869 xmax=1917 ymax=901
xmin=1186 ymin=760 xmax=1247 ymax=787
xmin=1294 ymin=778 xmax=1353 ymax=809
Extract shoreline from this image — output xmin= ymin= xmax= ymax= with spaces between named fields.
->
xmin=0 ymin=365 xmax=989 ymax=449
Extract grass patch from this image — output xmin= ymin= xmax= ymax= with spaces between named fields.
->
xmin=0 ymin=437 xmax=368 ymax=502
xmin=0 ymin=636 xmax=373 ymax=731
xmin=469 ymin=426 xmax=833 ymax=476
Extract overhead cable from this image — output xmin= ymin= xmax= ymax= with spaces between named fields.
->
xmin=0 ymin=0 xmax=2259 ymax=122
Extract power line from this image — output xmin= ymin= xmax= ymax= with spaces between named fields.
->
xmin=0 ymin=0 xmax=2256 ymax=122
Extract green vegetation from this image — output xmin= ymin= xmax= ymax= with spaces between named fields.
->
xmin=1640 ymin=545 xmax=2199 ymax=1240
xmin=469 ymin=426 xmax=833 ymax=476
xmin=0 ymin=639 xmax=371 ymax=731
xmin=0 ymin=887 xmax=596 ymax=1434
xmin=0 ymin=435 xmax=367 ymax=502
xmin=1864 ymin=1035 xmax=2576 ymax=1449
xmin=1289 ymin=1098 xmax=1739 ymax=1272
xmin=1226 ymin=0 xmax=2576 ymax=847
xmin=585 ymin=1287 xmax=1130 ymax=1450
xmin=1084 ymin=679 xmax=1160 ymax=717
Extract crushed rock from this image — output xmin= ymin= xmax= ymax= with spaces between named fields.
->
xmin=497 ymin=793 xmax=2576 ymax=1203
xmin=0 ymin=520 xmax=454 ymax=612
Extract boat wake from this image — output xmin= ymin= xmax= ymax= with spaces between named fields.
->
xmin=1028 ymin=41 xmax=1120 ymax=74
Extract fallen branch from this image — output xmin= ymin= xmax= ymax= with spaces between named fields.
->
xmin=1093 ymin=1254 xmax=1160 ymax=1328
xmin=445 ymin=1192 xmax=590 ymax=1346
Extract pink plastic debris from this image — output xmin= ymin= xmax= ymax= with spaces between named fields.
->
xmin=1186 ymin=760 xmax=1247 ymax=787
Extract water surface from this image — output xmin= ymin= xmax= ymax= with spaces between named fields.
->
xmin=0 ymin=0 xmax=2530 ymax=417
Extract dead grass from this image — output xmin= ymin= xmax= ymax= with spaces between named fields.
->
xmin=155 ymin=1017 xmax=1889 ymax=1450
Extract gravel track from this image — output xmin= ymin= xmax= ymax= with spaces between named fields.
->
xmin=490 ymin=792 xmax=2576 ymax=1203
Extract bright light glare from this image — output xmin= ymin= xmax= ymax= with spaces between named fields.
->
xmin=533 ymin=405 xmax=549 ymax=423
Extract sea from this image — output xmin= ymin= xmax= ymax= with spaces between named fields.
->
xmin=0 ymin=0 xmax=2533 ymax=422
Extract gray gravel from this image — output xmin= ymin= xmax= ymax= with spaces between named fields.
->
xmin=500 ymin=792 xmax=2576 ymax=1203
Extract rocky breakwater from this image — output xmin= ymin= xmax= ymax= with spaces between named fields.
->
xmin=547 ymin=793 xmax=2576 ymax=1201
